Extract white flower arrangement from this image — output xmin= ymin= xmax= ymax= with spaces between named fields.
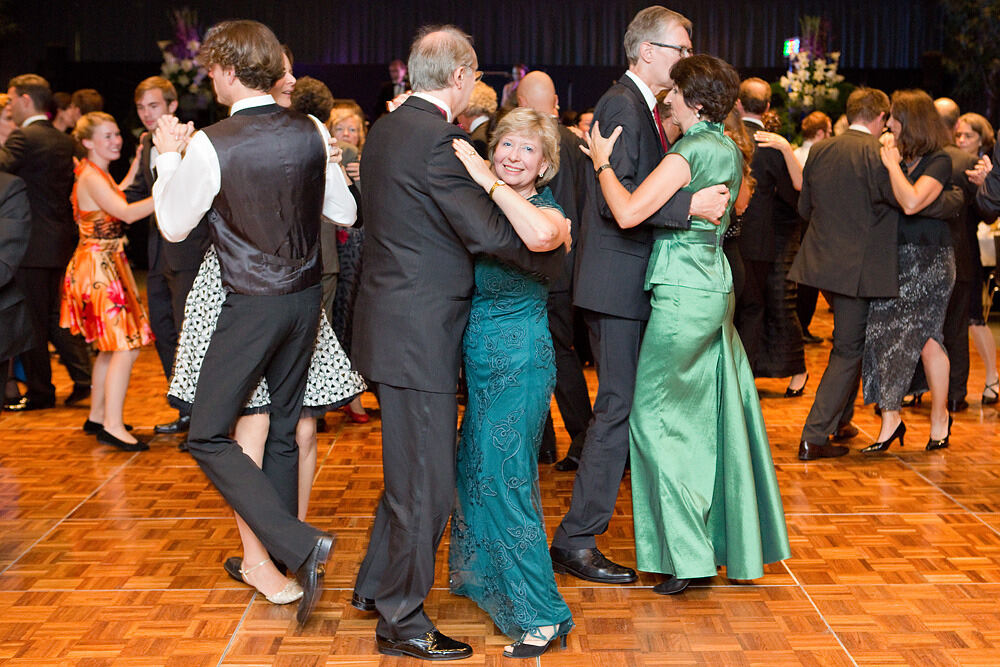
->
xmin=157 ymin=8 xmax=212 ymax=109
xmin=779 ymin=49 xmax=845 ymax=112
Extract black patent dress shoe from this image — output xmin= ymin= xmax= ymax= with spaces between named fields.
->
xmin=802 ymin=330 xmax=823 ymax=344
xmin=947 ymin=399 xmax=969 ymax=413
xmin=295 ymin=533 xmax=335 ymax=625
xmin=154 ymin=415 xmax=190 ymax=434
xmin=223 ymin=557 xmax=243 ymax=583
xmin=537 ymin=449 xmax=557 ymax=465
xmin=553 ymin=456 xmax=579 ymax=471
xmin=376 ymin=630 xmax=472 ymax=660
xmin=97 ymin=428 xmax=149 ymax=452
xmin=4 ymin=396 xmax=55 ymax=412
xmin=784 ymin=373 xmax=808 ymax=398
xmin=350 ymin=591 xmax=376 ymax=611
xmin=832 ymin=423 xmax=859 ymax=441
xmin=652 ymin=575 xmax=691 ymax=595
xmin=549 ymin=545 xmax=637 ymax=584
xmin=798 ymin=440 xmax=849 ymax=460
xmin=83 ymin=419 xmax=132 ymax=434
xmin=64 ymin=385 xmax=91 ymax=406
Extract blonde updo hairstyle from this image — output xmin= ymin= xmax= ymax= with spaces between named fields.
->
xmin=487 ymin=107 xmax=560 ymax=188
xmin=72 ymin=111 xmax=117 ymax=153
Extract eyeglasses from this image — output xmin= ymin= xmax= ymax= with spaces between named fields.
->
xmin=648 ymin=42 xmax=694 ymax=58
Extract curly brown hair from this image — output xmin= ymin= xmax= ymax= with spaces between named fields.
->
xmin=198 ymin=20 xmax=284 ymax=93
xmin=670 ymin=55 xmax=739 ymax=124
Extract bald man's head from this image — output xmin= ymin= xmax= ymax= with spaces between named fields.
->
xmin=934 ymin=97 xmax=960 ymax=131
xmin=738 ymin=77 xmax=771 ymax=116
xmin=516 ymin=70 xmax=557 ymax=116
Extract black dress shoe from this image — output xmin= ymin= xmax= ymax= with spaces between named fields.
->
xmin=97 ymin=428 xmax=149 ymax=452
xmin=832 ymin=423 xmax=859 ymax=441
xmin=553 ymin=456 xmax=579 ymax=471
xmin=798 ymin=440 xmax=848 ymax=460
xmin=295 ymin=532 xmax=335 ymax=625
xmin=947 ymin=398 xmax=969 ymax=413
xmin=549 ymin=545 xmax=637 ymax=584
xmin=802 ymin=331 xmax=823 ymax=344
xmin=4 ymin=396 xmax=55 ymax=412
xmin=537 ymin=449 xmax=557 ymax=465
xmin=350 ymin=591 xmax=376 ymax=612
xmin=376 ymin=630 xmax=472 ymax=660
xmin=64 ymin=385 xmax=91 ymax=406
xmin=154 ymin=415 xmax=190 ymax=434
xmin=83 ymin=419 xmax=133 ymax=434
xmin=784 ymin=373 xmax=808 ymax=398
xmin=223 ymin=556 xmax=243 ymax=584
xmin=652 ymin=575 xmax=691 ymax=595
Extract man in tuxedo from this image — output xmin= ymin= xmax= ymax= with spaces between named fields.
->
xmin=792 ymin=88 xmax=963 ymax=459
xmin=734 ymin=77 xmax=804 ymax=384
xmin=350 ymin=25 xmax=563 ymax=660
xmin=0 ymin=173 xmax=33 ymax=410
xmin=373 ymin=59 xmax=409 ymax=119
xmin=551 ymin=5 xmax=729 ymax=586
xmin=0 ymin=73 xmax=93 ymax=411
xmin=514 ymin=69 xmax=594 ymax=467
xmin=124 ymin=76 xmax=210 ymax=435
xmin=152 ymin=19 xmax=350 ymax=626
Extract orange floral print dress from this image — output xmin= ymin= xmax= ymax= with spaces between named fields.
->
xmin=59 ymin=160 xmax=155 ymax=352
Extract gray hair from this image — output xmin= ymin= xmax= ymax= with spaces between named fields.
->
xmin=623 ymin=6 xmax=692 ymax=66
xmin=408 ymin=25 xmax=476 ymax=92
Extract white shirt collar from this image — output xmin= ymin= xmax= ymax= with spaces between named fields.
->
xmin=411 ymin=92 xmax=452 ymax=123
xmin=469 ymin=115 xmax=489 ymax=133
xmin=22 ymin=114 xmax=48 ymax=127
xmin=230 ymin=94 xmax=277 ymax=116
xmin=624 ymin=71 xmax=657 ymax=112
xmin=742 ymin=116 xmax=765 ymax=129
xmin=848 ymin=123 xmax=872 ymax=135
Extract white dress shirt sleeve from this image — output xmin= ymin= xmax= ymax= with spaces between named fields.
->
xmin=152 ymin=130 xmax=221 ymax=242
xmin=310 ymin=115 xmax=358 ymax=227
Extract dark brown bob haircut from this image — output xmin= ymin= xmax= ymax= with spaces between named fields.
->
xmin=669 ymin=54 xmax=739 ymax=124
xmin=890 ymin=89 xmax=949 ymax=161
xmin=198 ymin=20 xmax=284 ymax=93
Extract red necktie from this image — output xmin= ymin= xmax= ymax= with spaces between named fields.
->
xmin=652 ymin=105 xmax=669 ymax=152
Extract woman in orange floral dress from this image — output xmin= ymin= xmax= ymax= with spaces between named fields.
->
xmin=61 ymin=112 xmax=155 ymax=451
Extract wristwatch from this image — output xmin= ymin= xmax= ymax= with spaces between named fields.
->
xmin=489 ymin=179 xmax=507 ymax=198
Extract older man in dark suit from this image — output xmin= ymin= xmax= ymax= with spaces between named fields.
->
xmin=551 ymin=5 xmax=729 ymax=587
xmin=0 ymin=73 xmax=92 ymax=411
xmin=0 ymin=173 xmax=33 ymax=407
xmin=350 ymin=25 xmax=563 ymax=660
xmin=792 ymin=88 xmax=963 ymax=459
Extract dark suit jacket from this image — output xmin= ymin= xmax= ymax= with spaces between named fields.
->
xmin=0 ymin=173 xmax=34 ymax=359
xmin=124 ymin=133 xmax=210 ymax=274
xmin=468 ymin=118 xmax=490 ymax=159
xmin=738 ymin=119 xmax=800 ymax=263
xmin=0 ymin=119 xmax=76 ymax=268
xmin=790 ymin=129 xmax=963 ymax=298
xmin=942 ymin=144 xmax=980 ymax=282
xmin=352 ymin=96 xmax=562 ymax=393
xmin=547 ymin=124 xmax=587 ymax=294
xmin=374 ymin=78 xmax=410 ymax=119
xmin=978 ymin=141 xmax=1000 ymax=218
xmin=572 ymin=75 xmax=693 ymax=321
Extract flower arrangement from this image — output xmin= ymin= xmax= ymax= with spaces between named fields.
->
xmin=157 ymin=8 xmax=212 ymax=108
xmin=778 ymin=16 xmax=845 ymax=113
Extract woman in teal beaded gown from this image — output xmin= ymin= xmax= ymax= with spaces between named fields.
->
xmin=584 ymin=55 xmax=790 ymax=594
xmin=448 ymin=108 xmax=574 ymax=659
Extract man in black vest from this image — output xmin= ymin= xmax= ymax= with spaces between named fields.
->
xmin=1 ymin=73 xmax=93 ymax=411
xmin=151 ymin=20 xmax=346 ymax=626
xmin=124 ymin=76 xmax=210 ymax=435
xmin=550 ymin=5 xmax=729 ymax=587
xmin=349 ymin=25 xmax=563 ymax=660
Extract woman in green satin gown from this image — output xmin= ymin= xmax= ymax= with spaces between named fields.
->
xmin=583 ymin=54 xmax=790 ymax=593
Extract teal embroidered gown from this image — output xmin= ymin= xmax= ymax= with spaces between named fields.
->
xmin=629 ymin=121 xmax=790 ymax=581
xmin=450 ymin=187 xmax=573 ymax=639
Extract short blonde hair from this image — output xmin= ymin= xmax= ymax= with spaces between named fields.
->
xmin=327 ymin=108 xmax=366 ymax=149
xmin=488 ymin=107 xmax=560 ymax=188
xmin=72 ymin=111 xmax=116 ymax=144
xmin=466 ymin=81 xmax=498 ymax=118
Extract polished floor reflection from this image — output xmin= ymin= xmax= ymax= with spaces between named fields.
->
xmin=1 ymin=298 xmax=999 ymax=665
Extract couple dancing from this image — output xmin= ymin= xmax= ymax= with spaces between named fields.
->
xmin=352 ymin=7 xmax=788 ymax=663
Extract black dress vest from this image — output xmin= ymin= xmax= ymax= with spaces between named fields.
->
xmin=201 ymin=104 xmax=327 ymax=295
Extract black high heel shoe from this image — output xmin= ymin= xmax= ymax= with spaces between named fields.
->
xmin=503 ymin=621 xmax=571 ymax=659
xmin=925 ymin=416 xmax=953 ymax=451
xmin=901 ymin=392 xmax=924 ymax=407
xmin=983 ymin=381 xmax=999 ymax=406
xmin=785 ymin=373 xmax=809 ymax=398
xmin=861 ymin=421 xmax=905 ymax=454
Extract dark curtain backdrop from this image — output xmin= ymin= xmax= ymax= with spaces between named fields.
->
xmin=1 ymin=0 xmax=942 ymax=81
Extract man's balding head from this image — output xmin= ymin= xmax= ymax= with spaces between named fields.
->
xmin=737 ymin=77 xmax=771 ymax=117
xmin=934 ymin=97 xmax=960 ymax=131
xmin=516 ymin=70 xmax=557 ymax=116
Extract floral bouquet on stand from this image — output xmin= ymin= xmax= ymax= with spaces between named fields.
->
xmin=157 ymin=8 xmax=213 ymax=114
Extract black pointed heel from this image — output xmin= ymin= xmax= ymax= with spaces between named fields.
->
xmin=785 ymin=373 xmax=809 ymax=398
xmin=901 ymin=392 xmax=924 ymax=407
xmin=926 ymin=416 xmax=953 ymax=451
xmin=861 ymin=421 xmax=905 ymax=454
xmin=503 ymin=622 xmax=571 ymax=659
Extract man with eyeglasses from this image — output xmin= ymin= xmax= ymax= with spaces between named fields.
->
xmin=551 ymin=5 xmax=730 ymax=588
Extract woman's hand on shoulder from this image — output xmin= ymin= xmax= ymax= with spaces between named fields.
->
xmin=753 ymin=131 xmax=791 ymax=153
xmin=580 ymin=120 xmax=622 ymax=170
xmin=452 ymin=137 xmax=495 ymax=190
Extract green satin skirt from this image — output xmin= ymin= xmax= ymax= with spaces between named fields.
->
xmin=629 ymin=284 xmax=790 ymax=581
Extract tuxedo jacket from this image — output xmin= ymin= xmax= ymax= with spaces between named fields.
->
xmin=978 ymin=141 xmax=1000 ymax=218
xmin=124 ymin=133 xmax=210 ymax=274
xmin=790 ymin=129 xmax=963 ymax=298
xmin=572 ymin=75 xmax=693 ymax=321
xmin=738 ymin=120 xmax=799 ymax=263
xmin=547 ymin=124 xmax=587 ymax=294
xmin=942 ymin=144 xmax=979 ymax=282
xmin=374 ymin=78 xmax=410 ymax=119
xmin=0 ymin=173 xmax=34 ymax=359
xmin=0 ymin=120 xmax=76 ymax=268
xmin=468 ymin=120 xmax=490 ymax=159
xmin=352 ymin=96 xmax=563 ymax=393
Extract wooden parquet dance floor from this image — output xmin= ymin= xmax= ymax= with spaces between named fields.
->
xmin=2 ymin=297 xmax=1000 ymax=666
